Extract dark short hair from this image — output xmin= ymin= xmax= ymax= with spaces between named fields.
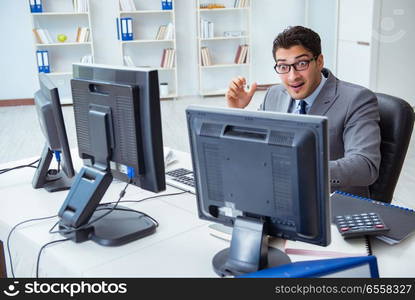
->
xmin=272 ymin=26 xmax=321 ymax=61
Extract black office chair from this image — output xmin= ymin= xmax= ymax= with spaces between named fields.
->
xmin=369 ymin=93 xmax=415 ymax=203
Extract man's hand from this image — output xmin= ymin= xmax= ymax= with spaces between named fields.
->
xmin=226 ymin=76 xmax=258 ymax=108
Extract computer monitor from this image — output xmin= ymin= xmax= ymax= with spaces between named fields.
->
xmin=57 ymin=63 xmax=165 ymax=246
xmin=187 ymin=105 xmax=331 ymax=277
xmin=33 ymin=74 xmax=75 ymax=192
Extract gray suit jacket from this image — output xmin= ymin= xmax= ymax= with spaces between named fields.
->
xmin=259 ymin=68 xmax=381 ymax=197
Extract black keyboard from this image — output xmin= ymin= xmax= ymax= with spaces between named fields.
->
xmin=166 ymin=168 xmax=195 ymax=189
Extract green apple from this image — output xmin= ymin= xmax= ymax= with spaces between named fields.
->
xmin=57 ymin=34 xmax=67 ymax=42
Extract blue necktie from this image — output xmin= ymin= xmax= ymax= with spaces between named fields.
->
xmin=299 ymin=100 xmax=307 ymax=114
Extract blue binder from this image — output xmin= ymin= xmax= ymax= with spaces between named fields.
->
xmin=30 ymin=0 xmax=43 ymax=13
xmin=117 ymin=18 xmax=133 ymax=41
xmin=36 ymin=50 xmax=50 ymax=73
xmin=162 ymin=0 xmax=173 ymax=10
xmin=237 ymin=256 xmax=379 ymax=278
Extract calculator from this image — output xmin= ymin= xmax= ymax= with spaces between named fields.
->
xmin=334 ymin=212 xmax=390 ymax=238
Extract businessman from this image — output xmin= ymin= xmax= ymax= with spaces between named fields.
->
xmin=226 ymin=26 xmax=381 ymax=197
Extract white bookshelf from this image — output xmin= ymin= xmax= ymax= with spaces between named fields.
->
xmin=30 ymin=0 xmax=94 ymax=104
xmin=197 ymin=0 xmax=252 ymax=96
xmin=118 ymin=0 xmax=178 ymax=100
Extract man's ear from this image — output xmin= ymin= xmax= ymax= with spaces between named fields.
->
xmin=317 ymin=54 xmax=324 ymax=70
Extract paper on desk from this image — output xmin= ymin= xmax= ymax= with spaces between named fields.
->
xmin=375 ymin=235 xmax=399 ymax=245
xmin=164 ymin=147 xmax=178 ymax=167
xmin=284 ymin=225 xmax=368 ymax=258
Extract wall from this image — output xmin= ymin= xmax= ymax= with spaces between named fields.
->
xmin=251 ymin=0 xmax=306 ymax=85
xmin=306 ymin=0 xmax=337 ymax=72
xmin=0 ymin=1 xmax=38 ymax=100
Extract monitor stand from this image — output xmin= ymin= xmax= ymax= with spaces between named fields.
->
xmin=58 ymin=166 xmax=156 ymax=246
xmin=212 ymin=216 xmax=291 ymax=277
xmin=32 ymin=144 xmax=74 ymax=192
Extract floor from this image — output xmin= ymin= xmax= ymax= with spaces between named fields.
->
xmin=0 ymin=92 xmax=414 ymax=207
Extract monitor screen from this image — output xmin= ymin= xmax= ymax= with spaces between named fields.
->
xmin=187 ymin=105 xmax=330 ymax=276
xmin=32 ymin=74 xmax=75 ymax=192
xmin=57 ymin=64 xmax=165 ymax=246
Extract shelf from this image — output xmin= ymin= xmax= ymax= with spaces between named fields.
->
xmin=199 ymin=36 xmax=249 ymax=41
xmin=120 ymin=10 xmax=173 ymax=14
xmin=200 ymin=89 xmax=227 ymax=96
xmin=43 ymin=72 xmax=72 ymax=76
xmin=201 ymin=63 xmax=250 ymax=69
xmin=36 ymin=42 xmax=92 ymax=47
xmin=156 ymin=67 xmax=176 ymax=71
xmin=160 ymin=93 xmax=177 ymax=99
xmin=121 ymin=39 xmax=174 ymax=44
xmin=198 ymin=8 xmax=250 ymax=12
xmin=31 ymin=12 xmax=89 ymax=16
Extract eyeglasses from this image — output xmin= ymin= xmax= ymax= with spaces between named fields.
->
xmin=274 ymin=57 xmax=317 ymax=74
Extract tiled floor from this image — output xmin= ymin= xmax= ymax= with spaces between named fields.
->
xmin=0 ymin=92 xmax=414 ymax=207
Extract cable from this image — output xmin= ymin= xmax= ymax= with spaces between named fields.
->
xmin=6 ymin=214 xmax=57 ymax=278
xmin=49 ymin=181 xmax=131 ymax=235
xmin=36 ymin=238 xmax=69 ymax=278
xmin=0 ymin=158 xmax=40 ymax=175
xmin=100 ymin=190 xmax=188 ymax=206
xmin=365 ymin=235 xmax=373 ymax=256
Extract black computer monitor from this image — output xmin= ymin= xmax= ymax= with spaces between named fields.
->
xmin=187 ymin=105 xmax=331 ymax=276
xmin=33 ymin=74 xmax=75 ymax=192
xmin=57 ymin=63 xmax=165 ymax=246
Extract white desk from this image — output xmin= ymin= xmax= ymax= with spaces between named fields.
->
xmin=1 ymin=151 xmax=415 ymax=277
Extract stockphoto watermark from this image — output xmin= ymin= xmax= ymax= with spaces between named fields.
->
xmin=2 ymin=280 xmax=128 ymax=297
xmin=372 ymin=8 xmax=406 ymax=43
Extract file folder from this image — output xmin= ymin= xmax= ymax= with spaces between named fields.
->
xmin=30 ymin=0 xmax=43 ymax=13
xmin=126 ymin=18 xmax=133 ymax=40
xmin=36 ymin=50 xmax=50 ymax=73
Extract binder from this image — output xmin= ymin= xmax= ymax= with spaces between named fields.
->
xmin=42 ymin=50 xmax=50 ymax=73
xmin=36 ymin=50 xmax=44 ymax=73
xmin=331 ymin=191 xmax=415 ymax=244
xmin=167 ymin=0 xmax=173 ymax=10
xmin=117 ymin=17 xmax=133 ymax=41
xmin=36 ymin=50 xmax=50 ymax=73
xmin=161 ymin=0 xmax=168 ymax=10
xmin=126 ymin=18 xmax=133 ymax=40
xmin=30 ymin=0 xmax=43 ymax=13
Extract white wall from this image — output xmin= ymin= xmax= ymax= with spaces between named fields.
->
xmin=0 ymin=1 xmax=38 ymax=99
xmin=306 ymin=0 xmax=337 ymax=72
xmin=375 ymin=0 xmax=415 ymax=105
xmin=251 ymin=0 xmax=306 ymax=85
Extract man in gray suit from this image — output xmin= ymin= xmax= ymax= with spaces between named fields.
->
xmin=226 ymin=26 xmax=381 ymax=197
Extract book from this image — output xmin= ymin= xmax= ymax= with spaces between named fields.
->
xmin=201 ymin=47 xmax=212 ymax=66
xmin=234 ymin=45 xmax=242 ymax=63
xmin=32 ymin=29 xmax=43 ymax=44
xmin=119 ymin=0 xmax=136 ymax=12
xmin=331 ymin=191 xmax=415 ymax=244
xmin=123 ymin=55 xmax=135 ymax=67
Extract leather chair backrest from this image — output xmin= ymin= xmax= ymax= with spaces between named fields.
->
xmin=369 ymin=93 xmax=414 ymax=203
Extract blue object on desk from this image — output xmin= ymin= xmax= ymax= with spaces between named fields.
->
xmin=237 ymin=256 xmax=379 ymax=278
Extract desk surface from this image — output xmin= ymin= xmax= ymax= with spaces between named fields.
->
xmin=1 ymin=151 xmax=414 ymax=277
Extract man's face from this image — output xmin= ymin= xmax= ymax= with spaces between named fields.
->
xmin=275 ymin=45 xmax=324 ymax=100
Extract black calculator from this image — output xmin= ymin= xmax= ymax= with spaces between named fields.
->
xmin=334 ymin=212 xmax=390 ymax=238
